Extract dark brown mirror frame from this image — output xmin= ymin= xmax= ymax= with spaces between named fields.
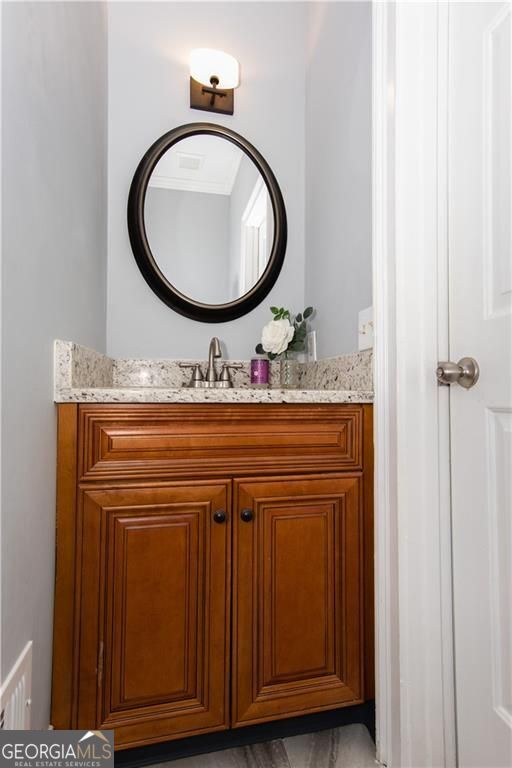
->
xmin=127 ymin=123 xmax=287 ymax=323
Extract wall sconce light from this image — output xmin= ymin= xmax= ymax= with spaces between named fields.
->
xmin=190 ymin=49 xmax=240 ymax=115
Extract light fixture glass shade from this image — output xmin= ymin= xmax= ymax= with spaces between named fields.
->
xmin=190 ymin=49 xmax=240 ymax=89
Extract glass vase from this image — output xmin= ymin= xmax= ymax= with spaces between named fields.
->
xmin=279 ymin=352 xmax=299 ymax=389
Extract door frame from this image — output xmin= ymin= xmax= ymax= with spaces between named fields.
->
xmin=372 ymin=2 xmax=457 ymax=765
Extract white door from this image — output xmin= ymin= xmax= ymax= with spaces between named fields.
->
xmin=449 ymin=2 xmax=512 ymax=766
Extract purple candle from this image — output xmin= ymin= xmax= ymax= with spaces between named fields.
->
xmin=251 ymin=357 xmax=269 ymax=386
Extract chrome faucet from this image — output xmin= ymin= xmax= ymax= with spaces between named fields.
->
xmin=205 ymin=337 xmax=222 ymax=386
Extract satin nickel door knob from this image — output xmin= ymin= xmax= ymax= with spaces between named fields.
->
xmin=436 ymin=357 xmax=480 ymax=389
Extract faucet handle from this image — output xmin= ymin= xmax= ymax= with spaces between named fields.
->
xmin=179 ymin=362 xmax=204 ymax=388
xmin=218 ymin=362 xmax=243 ymax=388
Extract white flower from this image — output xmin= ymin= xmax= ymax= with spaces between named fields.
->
xmin=261 ymin=319 xmax=294 ymax=355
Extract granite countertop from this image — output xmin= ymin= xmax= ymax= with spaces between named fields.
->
xmin=55 ymin=386 xmax=374 ymax=404
xmin=54 ymin=341 xmax=374 ymax=405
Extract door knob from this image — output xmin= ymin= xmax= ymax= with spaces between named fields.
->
xmin=213 ymin=511 xmax=227 ymax=524
xmin=240 ymin=509 xmax=253 ymax=522
xmin=436 ymin=357 xmax=479 ymax=389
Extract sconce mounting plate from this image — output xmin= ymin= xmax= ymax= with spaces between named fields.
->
xmin=190 ymin=77 xmax=234 ymax=115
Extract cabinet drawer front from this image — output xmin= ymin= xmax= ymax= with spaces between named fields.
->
xmin=76 ymin=482 xmax=231 ymax=749
xmin=79 ymin=404 xmax=362 ymax=480
xmin=232 ymin=475 xmax=363 ymax=726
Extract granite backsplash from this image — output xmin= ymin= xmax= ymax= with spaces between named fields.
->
xmin=54 ymin=340 xmax=373 ymax=395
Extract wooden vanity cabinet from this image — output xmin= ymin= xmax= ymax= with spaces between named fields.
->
xmin=52 ymin=403 xmax=373 ymax=750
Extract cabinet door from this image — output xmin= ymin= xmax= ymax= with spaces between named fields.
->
xmin=77 ymin=482 xmax=230 ymax=748
xmin=233 ymin=475 xmax=363 ymax=726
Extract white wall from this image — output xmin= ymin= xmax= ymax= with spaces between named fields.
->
xmin=146 ymin=188 xmax=231 ymax=303
xmin=304 ymin=2 xmax=372 ymax=357
xmin=1 ymin=1 xmax=107 ymax=728
xmin=106 ymin=1 xmax=306 ymax=360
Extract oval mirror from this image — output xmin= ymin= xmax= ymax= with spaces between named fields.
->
xmin=128 ymin=123 xmax=287 ymax=322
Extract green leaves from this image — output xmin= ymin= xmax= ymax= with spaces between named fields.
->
xmin=289 ymin=318 xmax=307 ymax=352
xmin=290 ymin=307 xmax=314 ymax=352
xmin=270 ymin=306 xmax=290 ymax=320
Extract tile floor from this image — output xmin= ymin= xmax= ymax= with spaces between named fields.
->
xmin=150 ymin=724 xmax=377 ymax=767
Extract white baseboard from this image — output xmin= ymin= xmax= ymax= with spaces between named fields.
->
xmin=0 ymin=641 xmax=33 ymax=730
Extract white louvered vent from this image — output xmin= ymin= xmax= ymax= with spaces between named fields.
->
xmin=177 ymin=152 xmax=203 ymax=171
xmin=0 ymin=642 xmax=32 ymax=729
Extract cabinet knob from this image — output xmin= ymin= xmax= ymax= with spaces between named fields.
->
xmin=240 ymin=508 xmax=254 ymax=522
xmin=213 ymin=511 xmax=227 ymax=524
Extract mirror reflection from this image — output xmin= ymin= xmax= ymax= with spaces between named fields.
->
xmin=145 ymin=135 xmax=274 ymax=305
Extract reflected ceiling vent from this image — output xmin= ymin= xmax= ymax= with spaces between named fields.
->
xmin=177 ymin=153 xmax=203 ymax=171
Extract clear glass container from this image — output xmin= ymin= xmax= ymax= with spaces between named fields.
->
xmin=279 ymin=352 xmax=300 ymax=389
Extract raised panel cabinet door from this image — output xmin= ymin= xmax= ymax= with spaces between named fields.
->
xmin=232 ymin=475 xmax=364 ymax=727
xmin=76 ymin=482 xmax=231 ymax=749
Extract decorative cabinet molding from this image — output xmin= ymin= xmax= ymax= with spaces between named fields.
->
xmin=77 ymin=404 xmax=363 ymax=481
xmin=233 ymin=475 xmax=363 ymax=726
xmin=52 ymin=403 xmax=373 ymax=750
xmin=77 ymin=484 xmax=231 ymax=746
